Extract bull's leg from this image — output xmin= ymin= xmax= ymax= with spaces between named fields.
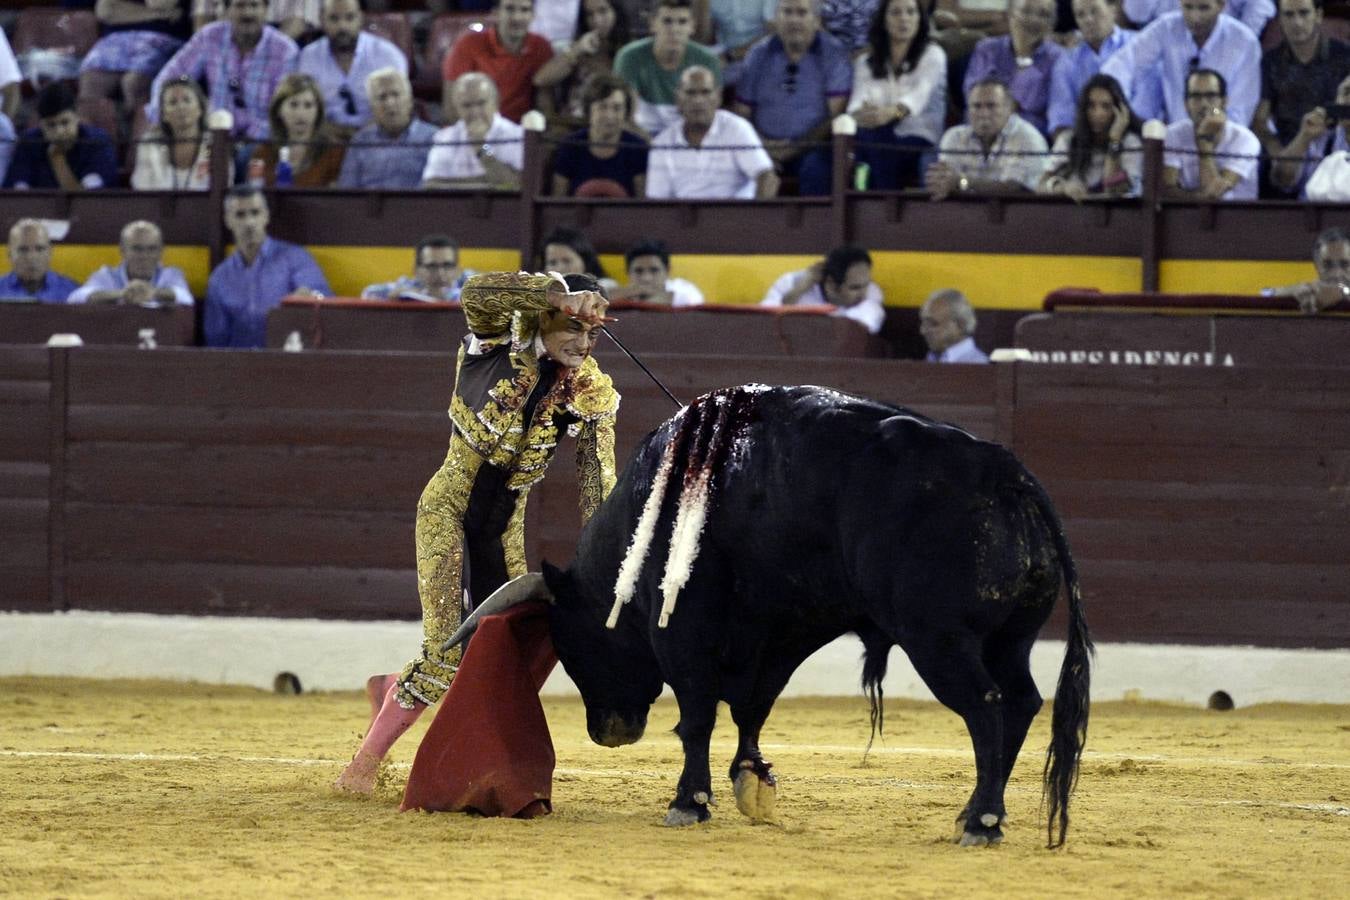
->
xmin=983 ymin=633 xmax=1043 ymax=790
xmin=666 ymin=690 xmax=718 ymax=826
xmin=904 ymin=637 xmax=1008 ymax=847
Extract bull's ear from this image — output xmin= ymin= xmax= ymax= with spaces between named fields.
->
xmin=541 ymin=560 xmax=574 ymax=607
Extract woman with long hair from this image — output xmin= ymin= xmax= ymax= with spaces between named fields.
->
xmin=846 ymin=0 xmax=947 ymax=190
xmin=131 ymin=75 xmax=219 ymax=190
xmin=539 ymin=225 xmax=616 ymax=290
xmin=1038 ymin=73 xmax=1142 ymax=201
xmin=248 ymin=73 xmax=346 ymax=187
xmin=537 ymin=0 xmax=633 ymax=131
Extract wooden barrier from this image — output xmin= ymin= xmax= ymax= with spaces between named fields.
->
xmin=0 ymin=304 xmax=196 ymax=347
xmin=3 ymin=344 xmax=1346 ymax=649
xmin=263 ymin=297 xmax=888 ymax=357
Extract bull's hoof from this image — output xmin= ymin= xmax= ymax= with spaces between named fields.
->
xmin=661 ymin=804 xmax=707 ymax=825
xmin=733 ymin=762 xmax=778 ymax=823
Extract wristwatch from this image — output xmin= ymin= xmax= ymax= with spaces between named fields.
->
xmin=957 ymin=175 xmax=971 ymax=192
xmin=476 ymin=143 xmax=494 ymax=160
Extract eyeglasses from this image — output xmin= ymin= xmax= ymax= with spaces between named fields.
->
xmin=228 ymin=77 xmax=246 ymax=109
xmin=1186 ymin=91 xmax=1223 ymax=101
xmin=338 ymin=84 xmax=357 ymax=117
xmin=1188 ymin=55 xmax=1200 ymax=69
xmin=419 ymin=261 xmax=459 ymax=270
xmin=781 ymin=62 xmax=799 ymax=94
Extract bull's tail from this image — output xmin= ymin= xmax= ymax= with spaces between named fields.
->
xmin=1031 ymin=480 xmax=1094 ymax=849
xmin=858 ymin=624 xmax=892 ymax=764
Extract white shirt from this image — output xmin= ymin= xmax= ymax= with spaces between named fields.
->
xmin=846 ymin=42 xmax=948 ymax=145
xmin=646 ymin=109 xmax=774 ymax=200
xmin=421 ymin=114 xmax=525 ymax=183
xmin=68 ymin=264 xmax=194 ymax=306
xmin=760 ymin=269 xmax=886 ymax=334
xmin=666 ymin=276 xmax=703 ymax=306
xmin=130 ymin=133 xmax=218 ymax=191
xmin=1042 ymin=130 xmax=1144 ymax=196
xmin=1163 ymin=118 xmax=1260 ymax=200
xmin=0 ymin=30 xmax=19 ymax=90
xmin=928 ymin=336 xmax=989 ymax=364
xmin=1305 ymin=151 xmax=1350 ymax=202
xmin=530 ymin=0 xmax=581 ymax=45
xmin=297 ymin=32 xmax=409 ymax=130
xmin=938 ymin=114 xmax=1050 ymax=191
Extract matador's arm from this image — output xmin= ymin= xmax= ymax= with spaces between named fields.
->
xmin=460 ymin=271 xmax=562 ymax=337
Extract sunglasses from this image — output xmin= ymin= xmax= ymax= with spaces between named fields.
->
xmin=782 ymin=62 xmax=799 ymax=94
xmin=228 ymin=77 xmax=246 ymax=109
xmin=338 ymin=84 xmax=357 ymax=117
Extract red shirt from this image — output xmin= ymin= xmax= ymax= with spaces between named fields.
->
xmin=442 ymin=27 xmax=554 ymax=123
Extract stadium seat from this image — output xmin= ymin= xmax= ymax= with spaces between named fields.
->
xmin=11 ymin=8 xmax=99 ymax=58
xmin=414 ymin=12 xmax=487 ymax=100
xmin=365 ymin=12 xmax=414 ymax=61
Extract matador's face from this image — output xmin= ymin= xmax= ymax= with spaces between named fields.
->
xmin=540 ymin=295 xmax=606 ymax=369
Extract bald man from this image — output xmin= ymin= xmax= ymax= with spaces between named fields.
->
xmin=1 ymin=219 xmax=79 ymax=302
xmin=69 ymin=221 xmax=194 ymax=306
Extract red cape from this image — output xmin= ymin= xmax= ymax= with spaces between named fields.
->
xmin=401 ymin=600 xmax=558 ymax=818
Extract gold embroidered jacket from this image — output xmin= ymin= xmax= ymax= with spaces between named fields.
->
xmin=448 ymin=271 xmax=620 ymax=521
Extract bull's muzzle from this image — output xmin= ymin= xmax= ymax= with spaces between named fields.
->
xmin=589 ymin=710 xmax=648 ymax=747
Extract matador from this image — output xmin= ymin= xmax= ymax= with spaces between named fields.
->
xmin=335 ymin=270 xmax=619 ymax=794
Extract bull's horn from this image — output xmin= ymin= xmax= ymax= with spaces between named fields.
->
xmin=440 ymin=572 xmax=552 ymax=652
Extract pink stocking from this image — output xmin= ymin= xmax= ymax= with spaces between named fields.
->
xmin=334 ymin=680 xmax=426 ymax=794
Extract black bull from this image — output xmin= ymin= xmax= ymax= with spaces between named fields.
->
xmin=455 ymin=384 xmax=1092 ymax=847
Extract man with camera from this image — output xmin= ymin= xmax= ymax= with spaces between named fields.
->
xmin=1161 ymin=69 xmax=1260 ymax=201
xmin=1254 ymin=0 xmax=1350 ymax=196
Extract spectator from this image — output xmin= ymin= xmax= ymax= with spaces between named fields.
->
xmin=0 ymin=27 xmax=18 ymax=120
xmin=442 ymin=0 xmax=555 ymax=124
xmin=552 ymin=72 xmax=649 ymax=196
xmin=820 ymin=0 xmax=884 ymax=52
xmin=541 ymin=0 xmax=633 ymax=128
xmin=615 ymin=0 xmax=709 ymax=38
xmin=78 ymin=0 xmax=191 ymax=134
xmin=297 ymin=0 xmax=408 ymax=135
xmin=1039 ymin=73 xmax=1143 ymax=198
xmin=1100 ymin=0 xmax=1260 ymax=128
xmin=362 ymin=234 xmax=473 ymax=302
xmin=1121 ymin=0 xmax=1275 ymax=39
xmin=1263 ymin=226 xmax=1350 ymax=313
xmin=760 ymin=244 xmax=886 ymax=334
xmin=423 ymin=73 xmax=525 ymax=190
xmin=1162 ymin=68 xmax=1259 ymax=201
xmin=610 ymin=237 xmax=704 ymax=304
xmin=1256 ymin=0 xmax=1350 ymax=195
xmin=336 ymin=67 xmax=438 ymax=189
xmin=647 ymin=65 xmax=778 ymax=198
xmin=539 ymin=225 xmax=611 ymax=282
xmin=192 ymin=0 xmax=323 ymax=39
xmin=68 ymin=220 xmax=193 ymax=306
xmin=706 ymin=0 xmax=775 ymax=87
xmin=963 ymin=0 xmax=1064 ymax=137
xmin=247 ymin=73 xmax=347 ymax=187
xmin=205 ymin=185 xmax=330 ymax=347
xmin=734 ymin=0 xmax=852 ymax=196
xmin=0 ymin=220 xmax=79 ymax=303
xmin=132 ymin=76 xmax=219 ymax=190
xmin=1046 ymin=0 xmax=1135 ymax=138
xmin=847 ymin=0 xmax=948 ymax=190
xmin=920 ymin=288 xmax=988 ymax=363
xmin=3 ymin=83 xmax=119 ymax=191
xmin=926 ymin=79 xmax=1049 ymax=200
xmin=150 ymin=0 xmax=300 ymax=143
xmin=614 ymin=0 xmax=722 ymax=135
xmin=1304 ymin=75 xmax=1350 ymax=200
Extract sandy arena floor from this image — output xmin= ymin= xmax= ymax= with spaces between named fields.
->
xmin=1 ymin=676 xmax=1346 ymax=899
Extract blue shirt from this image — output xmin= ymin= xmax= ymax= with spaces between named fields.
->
xmin=297 ymin=32 xmax=409 ymax=130
xmin=1047 ymin=27 xmax=1134 ymax=135
xmin=963 ymin=35 xmax=1065 ymax=137
xmin=0 ymin=112 xmax=14 ymax=186
xmin=552 ymin=128 xmax=649 ymax=197
xmin=0 ymin=270 xmax=80 ymax=302
xmin=68 ymin=263 xmax=194 ymax=306
xmin=737 ymin=32 xmax=854 ymax=141
xmin=1100 ymin=12 xmax=1261 ymax=127
xmin=3 ymin=123 xmax=119 ymax=189
xmin=204 ymin=238 xmax=330 ymax=348
xmin=336 ymin=118 xmax=438 ymax=189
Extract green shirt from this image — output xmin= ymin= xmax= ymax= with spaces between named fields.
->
xmin=613 ymin=38 xmax=722 ymax=134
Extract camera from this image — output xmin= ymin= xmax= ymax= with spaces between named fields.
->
xmin=1324 ymin=103 xmax=1350 ymax=125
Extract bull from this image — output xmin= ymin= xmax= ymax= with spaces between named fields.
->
xmin=448 ymin=384 xmax=1092 ymax=847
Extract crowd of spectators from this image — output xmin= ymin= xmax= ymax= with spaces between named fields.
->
xmin=0 ymin=0 xmax=1347 ymax=198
